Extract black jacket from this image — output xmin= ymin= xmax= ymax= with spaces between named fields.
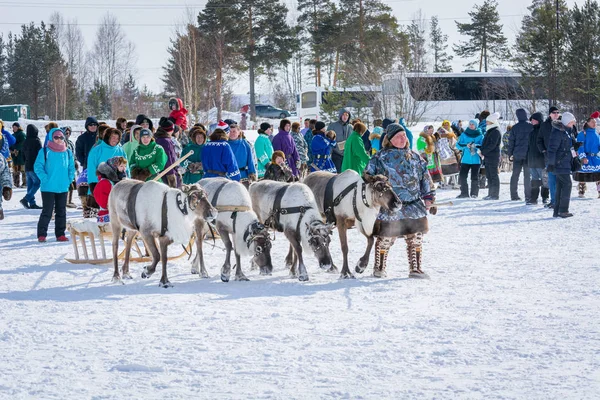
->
xmin=22 ymin=125 xmax=42 ymax=172
xmin=528 ymin=112 xmax=545 ymax=169
xmin=75 ymin=116 xmax=99 ymax=169
xmin=547 ymin=120 xmax=573 ymax=174
xmin=481 ymin=126 xmax=502 ymax=164
xmin=537 ymin=117 xmax=553 ymax=161
xmin=507 ymin=109 xmax=532 ymax=161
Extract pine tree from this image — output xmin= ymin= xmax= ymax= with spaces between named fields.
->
xmin=406 ymin=12 xmax=427 ymax=72
xmin=513 ymin=0 xmax=569 ymax=106
xmin=454 ymin=0 xmax=509 ymax=72
xmin=430 ymin=16 xmax=452 ymax=72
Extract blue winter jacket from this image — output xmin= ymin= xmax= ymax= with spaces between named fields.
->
xmin=310 ymin=132 xmax=337 ymax=173
xmin=34 ymin=129 xmax=75 ymax=193
xmin=228 ymin=138 xmax=256 ymax=179
xmin=478 ymin=119 xmax=487 ymax=135
xmin=455 ymin=128 xmax=484 ymax=165
xmin=547 ymin=120 xmax=573 ymax=174
xmin=0 ymin=128 xmax=16 ymax=159
xmin=576 ymin=128 xmax=600 ymax=173
xmin=86 ymin=140 xmax=129 ymax=185
xmin=201 ymin=140 xmax=240 ymax=181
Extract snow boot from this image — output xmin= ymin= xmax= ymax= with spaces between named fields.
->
xmin=578 ymin=182 xmax=586 ymax=198
xmin=541 ymin=187 xmax=549 ymax=204
xmin=12 ymin=171 xmax=20 ymax=188
xmin=407 ymin=233 xmax=429 ymax=279
xmin=373 ymin=237 xmax=395 ymax=278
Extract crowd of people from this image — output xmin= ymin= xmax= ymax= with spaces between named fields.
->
xmin=0 ymin=99 xmax=598 ymax=244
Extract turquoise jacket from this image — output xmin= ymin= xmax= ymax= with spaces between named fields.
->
xmin=34 ymin=129 xmax=75 ymax=193
xmin=455 ymin=128 xmax=484 ymax=165
xmin=86 ymin=140 xmax=129 ymax=184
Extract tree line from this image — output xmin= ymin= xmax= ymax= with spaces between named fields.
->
xmin=1 ymin=1 xmax=600 ymax=121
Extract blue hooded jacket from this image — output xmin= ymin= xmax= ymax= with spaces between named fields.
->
xmin=0 ymin=127 xmax=16 ymax=159
xmin=201 ymin=140 xmax=240 ymax=181
xmin=86 ymin=138 xmax=129 ymax=185
xmin=34 ymin=128 xmax=75 ymax=193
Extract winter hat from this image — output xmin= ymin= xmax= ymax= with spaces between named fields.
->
xmin=353 ymin=122 xmax=367 ymax=135
xmin=530 ymin=112 xmax=543 ymax=124
xmin=12 ymin=122 xmax=20 ymax=128
xmin=315 ymin=121 xmax=326 ymax=131
xmin=479 ymin=110 xmax=491 ymax=121
xmin=159 ymin=117 xmax=174 ymax=132
xmin=385 ymin=123 xmax=404 ymax=140
xmin=590 ymin=111 xmax=600 ymax=119
xmin=279 ymin=119 xmax=291 ymax=131
xmin=468 ymin=119 xmax=479 ymax=127
xmin=561 ymin=112 xmax=576 ymax=126
xmin=382 ymin=118 xmax=395 ymax=130
xmin=217 ymin=120 xmax=230 ymax=133
xmin=224 ymin=118 xmax=237 ymax=126
xmin=486 ymin=112 xmax=500 ymax=124
xmin=135 ymin=114 xmax=154 ymax=131
xmin=60 ymin=126 xmax=72 ymax=135
xmin=25 ymin=124 xmax=39 ymax=139
xmin=84 ymin=116 xmax=99 ymax=130
xmin=549 ymin=106 xmax=559 ymax=115
xmin=259 ymin=122 xmax=271 ymax=131
xmin=139 ymin=128 xmax=153 ymax=138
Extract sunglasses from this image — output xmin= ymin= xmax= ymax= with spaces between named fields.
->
xmin=89 ymin=123 xmax=98 ymax=127
xmin=53 ymin=136 xmax=65 ymax=141
xmin=551 ymin=111 xmax=560 ymax=115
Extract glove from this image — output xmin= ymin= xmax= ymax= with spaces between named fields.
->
xmin=248 ymin=173 xmax=257 ymax=183
xmin=326 ymin=131 xmax=336 ymax=140
xmin=547 ymin=165 xmax=555 ymax=173
xmin=2 ymin=187 xmax=12 ymax=201
xmin=429 ymin=206 xmax=437 ymax=215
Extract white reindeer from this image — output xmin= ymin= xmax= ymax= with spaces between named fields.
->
xmin=108 ymin=180 xmax=217 ymax=287
xmin=304 ymin=170 xmax=401 ymax=279
xmin=194 ymin=178 xmax=273 ymax=282
xmin=250 ymin=181 xmax=334 ymax=281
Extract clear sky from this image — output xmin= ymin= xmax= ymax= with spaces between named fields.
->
xmin=0 ymin=0 xmax=582 ymax=94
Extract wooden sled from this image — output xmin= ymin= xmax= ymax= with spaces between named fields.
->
xmin=65 ymin=220 xmax=194 ymax=265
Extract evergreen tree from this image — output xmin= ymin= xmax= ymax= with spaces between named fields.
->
xmin=430 ymin=16 xmax=452 ymax=72
xmin=454 ymin=0 xmax=509 ymax=72
xmin=406 ymin=12 xmax=427 ymax=72
xmin=87 ymin=80 xmax=110 ymax=119
xmin=513 ymin=0 xmax=569 ymax=106
xmin=0 ymin=35 xmax=8 ymax=103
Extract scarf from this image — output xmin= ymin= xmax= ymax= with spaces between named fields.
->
xmin=47 ymin=141 xmax=67 ymax=152
xmin=463 ymin=128 xmax=481 ymax=138
xmin=486 ymin=122 xmax=499 ymax=131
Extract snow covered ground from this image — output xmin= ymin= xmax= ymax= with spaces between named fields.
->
xmin=0 ymin=174 xmax=598 ymax=399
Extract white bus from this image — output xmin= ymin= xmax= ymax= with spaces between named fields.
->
xmin=381 ymin=71 xmax=546 ymax=123
xmin=295 ymin=85 xmax=381 ymax=122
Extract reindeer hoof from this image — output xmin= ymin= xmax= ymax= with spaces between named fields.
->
xmin=355 ymin=262 xmax=367 ymax=274
xmin=191 ymin=268 xmax=199 ymax=275
xmin=122 ymin=272 xmax=133 ymax=280
xmin=141 ymin=266 xmax=153 ymax=279
xmin=340 ymin=272 xmax=356 ymax=279
xmin=221 ymin=274 xmax=230 ymax=283
xmin=201 ymin=272 xmax=210 ymax=279
xmin=159 ymin=281 xmax=173 ymax=288
xmin=298 ymin=274 xmax=309 ymax=282
xmin=235 ymin=275 xmax=250 ymax=282
xmin=326 ymin=265 xmax=338 ymax=273
xmin=111 ymin=276 xmax=124 ymax=285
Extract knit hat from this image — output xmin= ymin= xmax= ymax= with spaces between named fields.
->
xmin=159 ymin=116 xmax=174 ymax=132
xmin=224 ymin=118 xmax=237 ymax=126
xmin=259 ymin=122 xmax=271 ymax=131
xmin=549 ymin=106 xmax=559 ymax=115
xmin=217 ymin=120 xmax=230 ymax=133
xmin=385 ymin=123 xmax=404 ymax=140
xmin=561 ymin=112 xmax=576 ymax=126
xmin=591 ymin=111 xmax=600 ymax=119
xmin=487 ymin=112 xmax=500 ymax=124
xmin=468 ymin=119 xmax=479 ymax=127
xmin=315 ymin=121 xmax=326 ymax=131
xmin=139 ymin=128 xmax=153 ymax=138
xmin=382 ymin=118 xmax=395 ymax=130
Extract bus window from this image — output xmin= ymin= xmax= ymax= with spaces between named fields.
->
xmin=302 ymin=91 xmax=317 ymax=109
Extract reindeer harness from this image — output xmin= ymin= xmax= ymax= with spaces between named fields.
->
xmin=323 ymin=176 xmax=371 ymax=224
xmin=265 ymin=186 xmax=312 ymax=236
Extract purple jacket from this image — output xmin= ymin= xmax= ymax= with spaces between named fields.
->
xmin=272 ymin=129 xmax=300 ymax=176
xmin=154 ymin=128 xmax=178 ymax=176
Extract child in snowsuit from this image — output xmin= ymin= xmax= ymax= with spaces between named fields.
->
xmin=169 ymin=98 xmax=188 ymax=131
xmin=93 ymin=156 xmax=127 ymax=223
xmin=263 ymin=151 xmax=294 ymax=182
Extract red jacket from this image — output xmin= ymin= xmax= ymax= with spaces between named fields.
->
xmin=93 ymin=178 xmax=113 ymax=217
xmin=169 ymin=98 xmax=188 ymax=130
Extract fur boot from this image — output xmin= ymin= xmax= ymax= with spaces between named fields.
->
xmin=406 ymin=233 xmax=428 ymax=278
xmin=578 ymin=182 xmax=586 ymax=198
xmin=373 ymin=237 xmax=395 ymax=278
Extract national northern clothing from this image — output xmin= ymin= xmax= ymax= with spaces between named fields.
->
xmin=310 ymin=132 xmax=337 ymax=173
xmin=201 ymin=140 xmax=240 ymax=181
xmin=254 ymin=132 xmax=274 ymax=178
xmin=228 ymin=138 xmax=257 ymax=180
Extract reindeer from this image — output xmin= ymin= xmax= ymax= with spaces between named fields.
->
xmin=249 ymin=181 xmax=334 ymax=281
xmin=192 ymin=178 xmax=273 ymax=282
xmin=108 ymin=180 xmax=217 ymax=287
xmin=304 ymin=170 xmax=400 ymax=279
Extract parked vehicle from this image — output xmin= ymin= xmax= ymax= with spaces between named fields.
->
xmin=242 ymin=104 xmax=291 ymax=119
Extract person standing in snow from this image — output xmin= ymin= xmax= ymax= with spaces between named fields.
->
xmin=0 ymin=153 xmax=12 ymax=220
xmin=455 ymin=119 xmax=484 ymax=198
xmin=370 ymin=119 xmax=383 ymax=154
xmin=87 ymin=127 xmax=129 ymax=198
xmin=34 ymin=128 xmax=75 ymax=242
xmin=0 ymin=120 xmax=16 ymax=163
xmin=300 ymin=118 xmax=311 ymax=136
xmin=291 ymin=122 xmax=309 ymax=179
xmin=61 ymin=126 xmax=77 ymax=208
xmin=481 ymin=112 xmax=502 ymax=200
xmin=255 ymin=122 xmax=274 ymax=179
xmin=341 ymin=122 xmax=370 ymax=174
xmin=573 ymin=115 xmax=600 ymax=198
xmin=272 ymin=119 xmax=300 ymax=179
xmin=304 ymin=119 xmax=316 ymax=165
xmin=201 ymin=127 xmax=240 ymax=181
xmin=417 ymin=125 xmax=443 ymax=184
xmin=20 ymin=124 xmax=43 ymax=210
xmin=538 ymin=106 xmax=561 ymax=208
xmin=327 ymin=109 xmax=353 ymax=172
xmin=130 ymin=128 xmax=168 ymax=182
xmin=9 ymin=122 xmax=26 ymax=188
xmin=508 ymin=108 xmax=533 ymax=203
xmin=547 ymin=112 xmax=576 ymax=218
xmin=75 ymin=117 xmax=99 ymax=218
xmin=154 ymin=117 xmax=180 ymax=188
xmin=228 ymin=122 xmax=257 ymax=188
xmin=123 ymin=125 xmax=141 ymax=163
xmin=181 ymin=127 xmax=206 ymax=184
xmin=364 ymin=123 xmax=436 ymax=279
xmin=528 ymin=112 xmax=549 ymax=204
xmin=310 ymin=122 xmax=337 ymax=173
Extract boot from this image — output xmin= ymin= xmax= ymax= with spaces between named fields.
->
xmin=12 ymin=171 xmax=20 ymax=188
xmin=21 ymin=171 xmax=26 ymax=187
xmin=373 ymin=237 xmax=394 ymax=278
xmin=529 ymin=180 xmax=541 ymax=205
xmin=407 ymin=233 xmax=428 ymax=279
xmin=66 ymin=190 xmax=77 ymax=208
xmin=541 ymin=187 xmax=549 ymax=204
xmin=578 ymin=182 xmax=586 ymax=198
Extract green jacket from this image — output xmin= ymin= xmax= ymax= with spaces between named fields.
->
xmin=254 ymin=133 xmax=274 ymax=178
xmin=341 ymin=131 xmax=370 ymax=174
xmin=182 ymin=142 xmax=204 ymax=184
xmin=123 ymin=135 xmax=139 ymax=163
xmin=10 ymin=129 xmax=26 ymax=165
xmin=130 ymin=140 xmax=167 ymax=179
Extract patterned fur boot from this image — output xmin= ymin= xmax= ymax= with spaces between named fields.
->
xmin=373 ymin=237 xmax=395 ymax=278
xmin=406 ymin=233 xmax=429 ymax=279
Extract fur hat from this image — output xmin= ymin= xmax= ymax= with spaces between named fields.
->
xmin=291 ymin=122 xmax=301 ymax=132
xmin=271 ymin=150 xmax=286 ymax=163
xmin=315 ymin=121 xmax=326 ymax=131
xmin=279 ymin=119 xmax=291 ymax=131
xmin=135 ymin=114 xmax=153 ymax=131
xmin=353 ymin=122 xmax=367 ymax=135
xmin=102 ymin=127 xmax=122 ymax=145
xmin=216 ymin=120 xmax=230 ymax=133
xmin=486 ymin=112 xmax=500 ymax=124
xmin=210 ymin=128 xmax=228 ymax=141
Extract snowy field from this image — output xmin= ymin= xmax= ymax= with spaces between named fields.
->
xmin=0 ymin=174 xmax=598 ymax=399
